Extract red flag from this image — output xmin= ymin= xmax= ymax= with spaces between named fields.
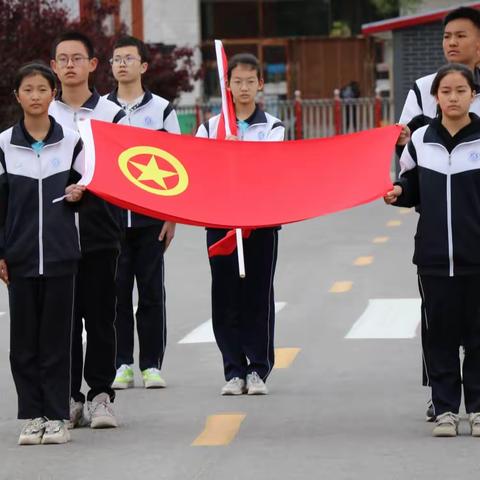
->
xmin=78 ymin=120 xmax=400 ymax=229
xmin=207 ymin=229 xmax=252 ymax=257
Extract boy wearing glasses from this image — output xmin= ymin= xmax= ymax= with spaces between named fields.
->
xmin=105 ymin=36 xmax=180 ymax=390
xmin=49 ymin=31 xmax=126 ymax=430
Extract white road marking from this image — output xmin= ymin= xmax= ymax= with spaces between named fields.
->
xmin=179 ymin=302 xmax=287 ymax=344
xmin=345 ymin=298 xmax=421 ymax=339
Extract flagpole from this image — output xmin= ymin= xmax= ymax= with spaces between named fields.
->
xmin=215 ymin=39 xmax=246 ymax=278
xmin=235 ymin=228 xmax=246 ymax=278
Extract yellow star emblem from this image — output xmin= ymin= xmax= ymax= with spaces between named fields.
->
xmin=118 ymin=146 xmax=189 ymax=197
xmin=130 ymin=155 xmax=178 ymax=189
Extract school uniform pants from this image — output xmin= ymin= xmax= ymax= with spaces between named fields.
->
xmin=115 ymin=225 xmax=167 ymax=371
xmin=418 ymin=274 xmax=480 ymax=416
xmin=71 ymin=249 xmax=118 ymax=403
xmin=9 ymin=275 xmax=75 ymax=420
xmin=207 ymin=228 xmax=278 ymax=382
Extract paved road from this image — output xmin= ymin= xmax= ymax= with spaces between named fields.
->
xmin=1 ymin=201 xmax=479 ymax=480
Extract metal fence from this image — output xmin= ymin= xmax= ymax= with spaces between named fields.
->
xmin=176 ymin=96 xmax=395 ymax=139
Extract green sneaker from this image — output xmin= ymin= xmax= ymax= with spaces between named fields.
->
xmin=112 ymin=364 xmax=134 ymax=390
xmin=141 ymin=368 xmax=166 ymax=389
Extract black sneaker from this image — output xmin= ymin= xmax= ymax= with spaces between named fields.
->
xmin=426 ymin=399 xmax=436 ymax=422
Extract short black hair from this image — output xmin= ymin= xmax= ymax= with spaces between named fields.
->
xmin=227 ymin=53 xmax=262 ymax=81
xmin=113 ymin=35 xmax=150 ymax=63
xmin=443 ymin=6 xmax=480 ymax=30
xmin=430 ymin=63 xmax=476 ymax=96
xmin=14 ymin=62 xmax=57 ymax=92
xmin=51 ymin=31 xmax=95 ymax=59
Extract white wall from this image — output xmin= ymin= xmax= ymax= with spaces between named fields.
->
xmin=142 ymin=0 xmax=201 ymax=105
xmin=120 ymin=0 xmax=132 ymax=33
xmin=58 ymin=0 xmax=80 ymax=19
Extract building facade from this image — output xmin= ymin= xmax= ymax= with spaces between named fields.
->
xmin=363 ymin=1 xmax=480 ymax=119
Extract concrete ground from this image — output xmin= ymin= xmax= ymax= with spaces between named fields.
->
xmin=1 ymin=201 xmax=478 ymax=480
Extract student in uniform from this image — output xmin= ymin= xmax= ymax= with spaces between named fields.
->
xmin=385 ymin=63 xmax=480 ymax=437
xmin=196 ymin=53 xmax=285 ymax=396
xmin=105 ymin=36 xmax=179 ymax=390
xmin=399 ymin=7 xmax=480 ymax=142
xmin=49 ymin=31 xmax=126 ymax=429
xmin=396 ymin=6 xmax=480 ymax=421
xmin=0 ymin=62 xmax=85 ymax=445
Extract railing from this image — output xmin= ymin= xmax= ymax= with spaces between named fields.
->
xmin=176 ymin=92 xmax=395 ymax=139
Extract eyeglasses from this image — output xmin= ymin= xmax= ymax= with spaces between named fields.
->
xmin=55 ymin=55 xmax=90 ymax=68
xmin=109 ymin=55 xmax=142 ymax=66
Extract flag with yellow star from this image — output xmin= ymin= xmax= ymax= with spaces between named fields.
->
xmin=78 ymin=120 xmax=400 ymax=229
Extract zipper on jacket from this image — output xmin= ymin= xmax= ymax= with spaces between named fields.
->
xmin=73 ymin=111 xmax=78 ymax=131
xmin=127 ymin=209 xmax=132 ymax=228
xmin=446 ymin=153 xmax=454 ymax=277
xmin=37 ymin=153 xmax=44 ymax=275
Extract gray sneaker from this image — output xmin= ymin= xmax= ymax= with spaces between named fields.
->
xmin=246 ymin=372 xmax=268 ymax=395
xmin=67 ymin=399 xmax=85 ymax=429
xmin=87 ymin=393 xmax=118 ymax=429
xmin=221 ymin=377 xmax=246 ymax=395
xmin=432 ymin=412 xmax=459 ymax=437
xmin=41 ymin=420 xmax=70 ymax=445
xmin=469 ymin=412 xmax=480 ymax=437
xmin=18 ymin=417 xmax=45 ymax=445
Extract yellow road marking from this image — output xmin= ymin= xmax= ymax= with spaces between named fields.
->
xmin=373 ymin=236 xmax=389 ymax=244
xmin=399 ymin=208 xmax=413 ymax=215
xmin=329 ymin=281 xmax=353 ymax=293
xmin=353 ymin=256 xmax=373 ymax=266
xmin=192 ymin=413 xmax=246 ymax=446
xmin=387 ymin=220 xmax=402 ymax=227
xmin=274 ymin=348 xmax=301 ymax=368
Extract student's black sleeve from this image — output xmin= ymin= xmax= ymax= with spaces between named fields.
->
xmin=394 ymin=141 xmax=420 ymax=208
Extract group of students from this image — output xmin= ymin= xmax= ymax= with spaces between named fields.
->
xmin=386 ymin=6 xmax=480 ymax=438
xmin=0 ymin=30 xmax=284 ymax=446
xmin=5 ymin=4 xmax=480 ymax=448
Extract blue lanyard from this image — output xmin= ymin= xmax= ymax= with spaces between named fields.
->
xmin=31 ymin=141 xmax=45 ymax=154
xmin=237 ymin=120 xmax=249 ymax=139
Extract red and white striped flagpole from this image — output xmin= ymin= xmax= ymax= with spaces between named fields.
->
xmin=215 ymin=39 xmax=246 ymax=278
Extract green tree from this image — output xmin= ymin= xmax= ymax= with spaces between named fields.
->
xmin=369 ymin=0 xmax=421 ymax=16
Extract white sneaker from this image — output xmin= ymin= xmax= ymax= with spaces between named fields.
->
xmin=246 ymin=372 xmax=268 ymax=395
xmin=432 ymin=412 xmax=459 ymax=437
xmin=67 ymin=399 xmax=85 ymax=429
xmin=18 ymin=417 xmax=45 ymax=445
xmin=41 ymin=420 xmax=70 ymax=445
xmin=469 ymin=412 xmax=480 ymax=437
xmin=221 ymin=377 xmax=246 ymax=395
xmin=87 ymin=393 xmax=118 ymax=429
